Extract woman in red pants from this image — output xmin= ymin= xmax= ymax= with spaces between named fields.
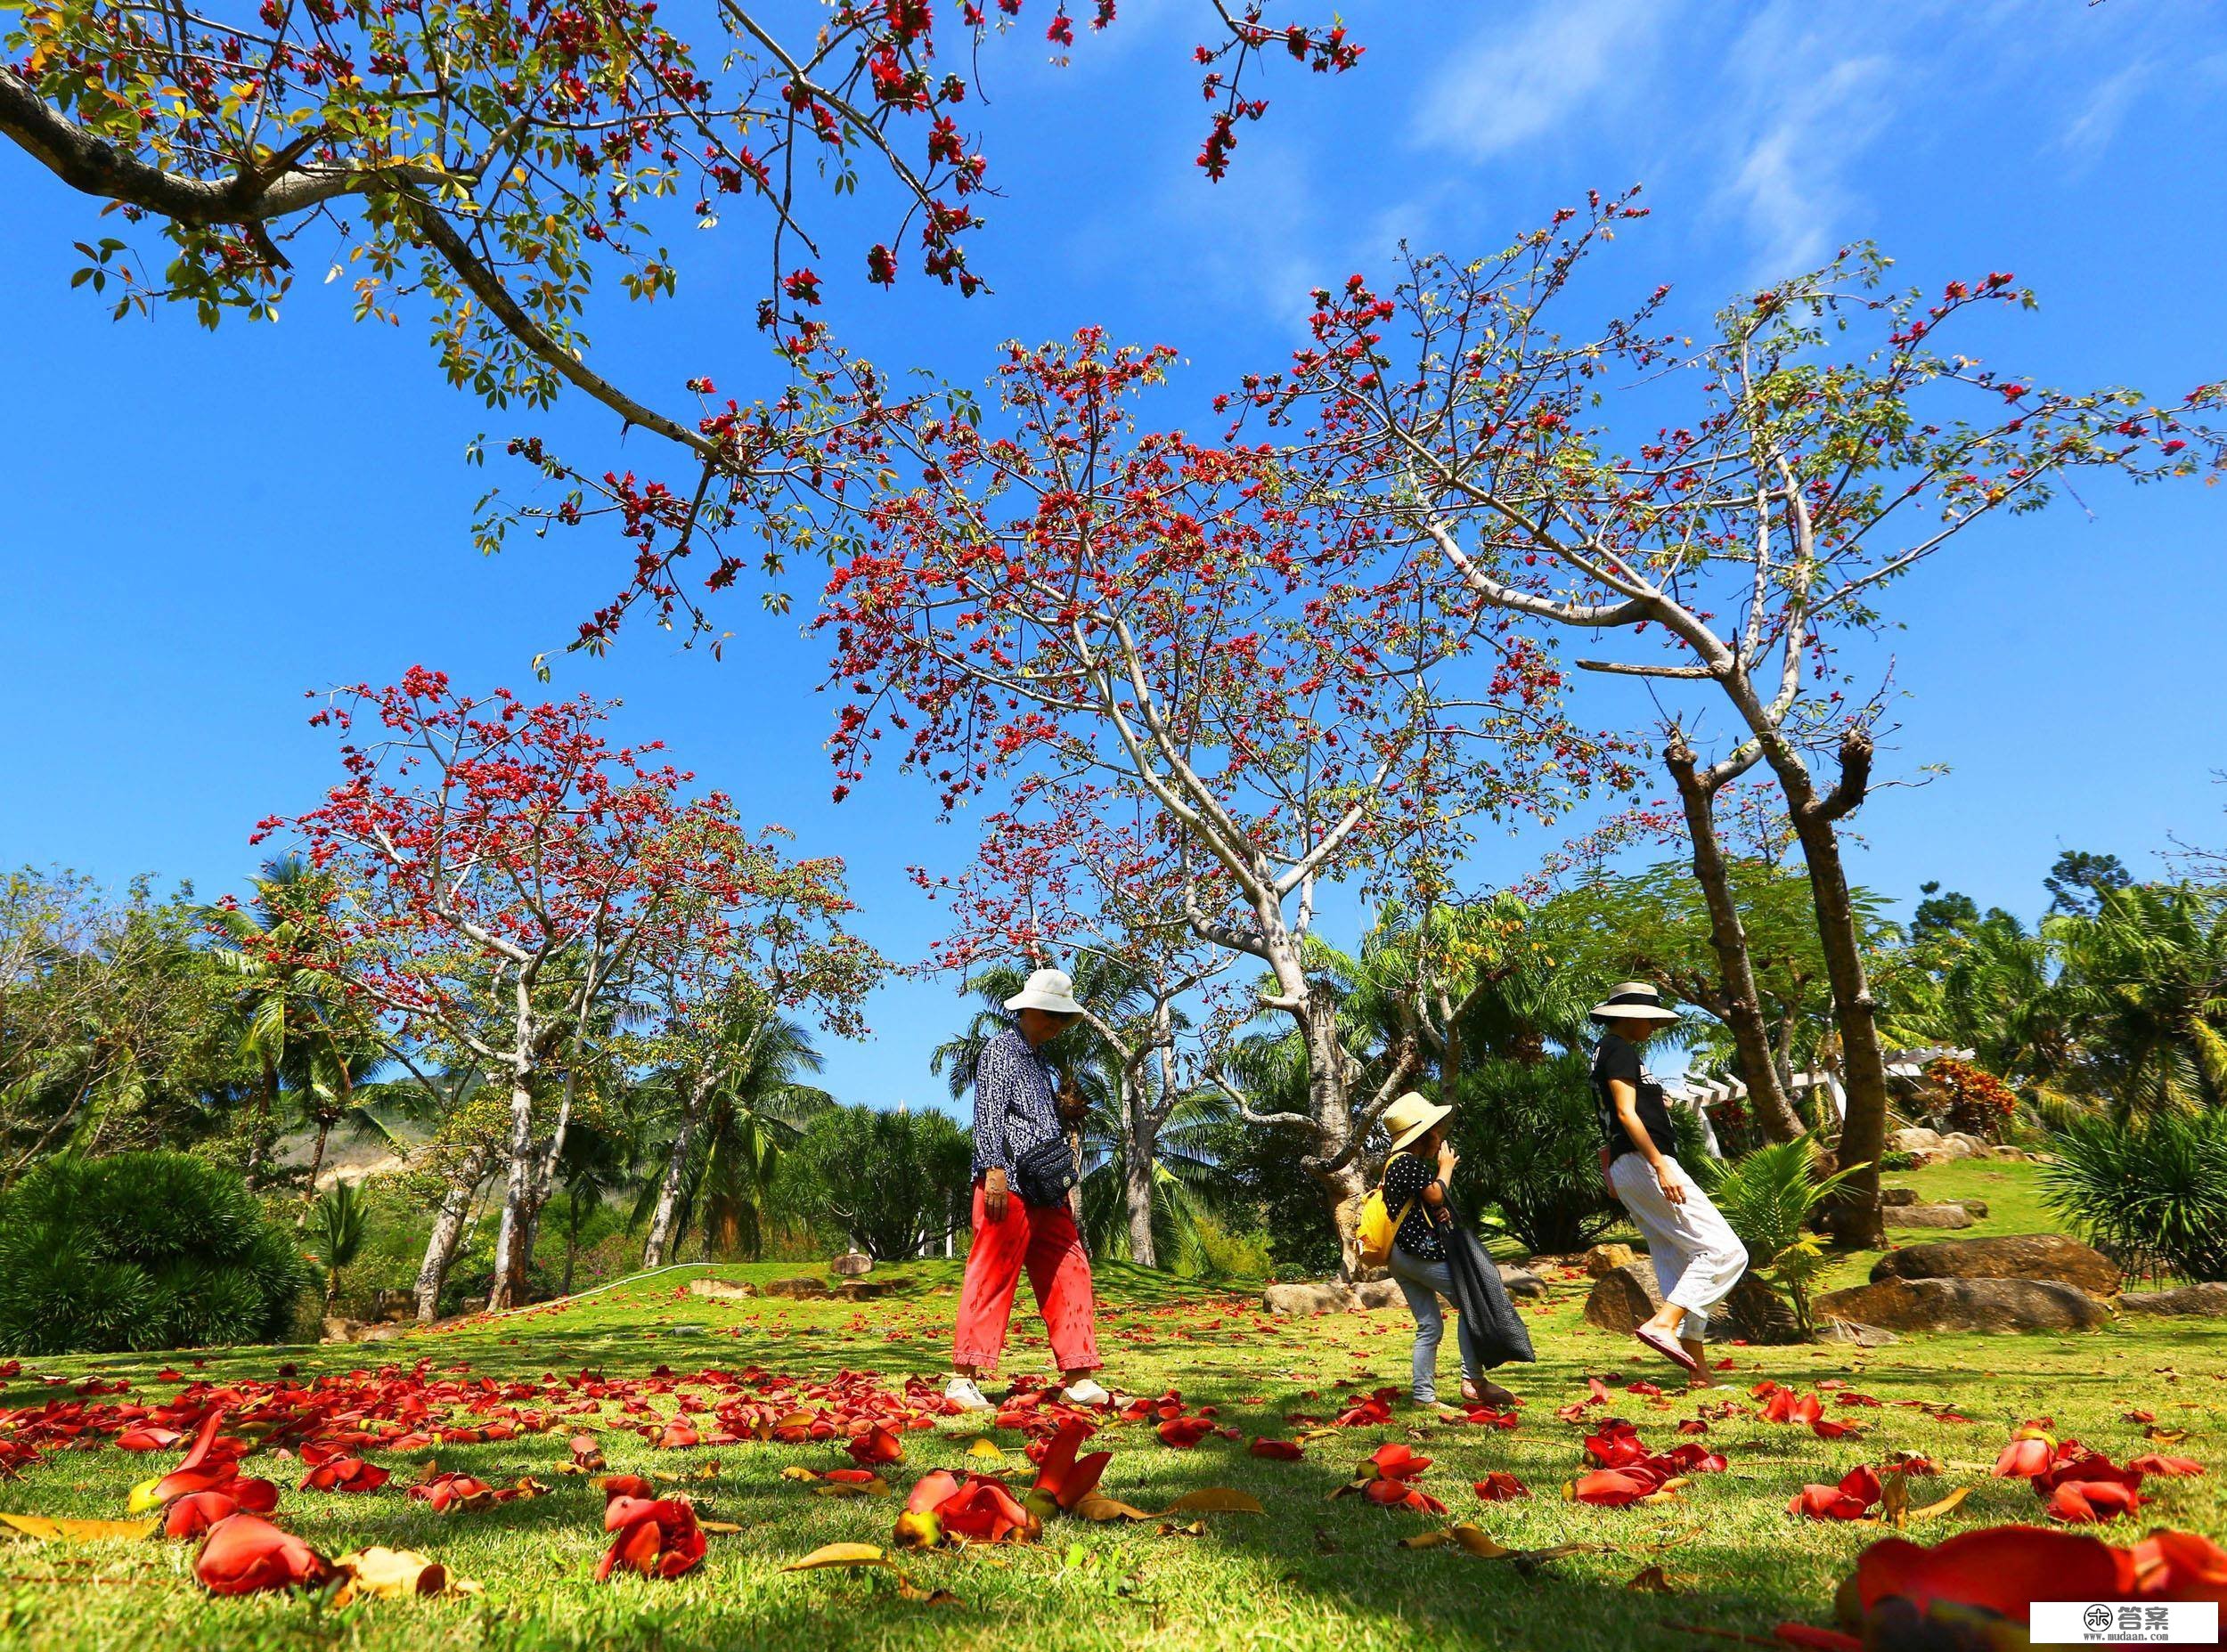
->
xmin=947 ymin=967 xmax=1111 ymax=1412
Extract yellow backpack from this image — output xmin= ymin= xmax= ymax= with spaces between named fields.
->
xmin=1355 ymin=1171 xmax=1420 ymax=1270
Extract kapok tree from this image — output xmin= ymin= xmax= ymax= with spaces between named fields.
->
xmin=1249 ymin=196 xmax=2227 ymax=1241
xmin=631 ymin=824 xmax=881 ymax=1270
xmin=916 ymin=789 xmax=1236 ymax=1269
xmin=790 ymin=332 xmax=1615 ymax=1274
xmin=1 ymin=0 xmax=1358 ymax=610
xmin=262 ymin=666 xmax=771 ymax=1307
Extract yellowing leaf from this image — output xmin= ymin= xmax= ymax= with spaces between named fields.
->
xmin=966 ymin=1439 xmax=1006 ymax=1461
xmin=1450 ymin=1524 xmax=1516 ymax=1559
xmin=333 ymin=1546 xmax=477 ymax=1602
xmin=1161 ymin=1489 xmax=1264 ymax=1516
xmin=784 ymin=1542 xmax=888 ymax=1572
xmin=813 ymin=1478 xmax=890 ymax=1498
xmin=1908 ymin=1485 xmax=1972 ymax=1524
xmin=0 ymin=1514 xmax=158 ymax=1542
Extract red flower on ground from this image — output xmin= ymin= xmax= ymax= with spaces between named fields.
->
xmin=598 ymin=1496 xmax=707 ymax=1582
xmin=194 ymin=1514 xmax=333 ymax=1595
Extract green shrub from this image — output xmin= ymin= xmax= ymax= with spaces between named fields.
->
xmin=1695 ymin=1139 xmax=1863 ymax=1335
xmin=2042 ymin=1109 xmax=2227 ymax=1285
xmin=0 ymin=1152 xmax=314 ymax=1355
xmin=1451 ymin=1054 xmax=1619 ymax=1257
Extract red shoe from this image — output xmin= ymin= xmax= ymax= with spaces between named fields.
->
xmin=1634 ymin=1325 xmax=1701 ymax=1374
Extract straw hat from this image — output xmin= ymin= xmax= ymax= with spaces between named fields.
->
xmin=1381 ymin=1091 xmax=1452 ymax=1154
xmin=1004 ymin=967 xmax=1083 ymax=1015
xmin=1587 ymin=981 xmax=1681 ymax=1024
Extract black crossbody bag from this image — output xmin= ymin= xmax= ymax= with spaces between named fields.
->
xmin=1007 ymin=1065 xmax=1080 ymax=1208
xmin=1012 ymin=1133 xmax=1079 ymax=1208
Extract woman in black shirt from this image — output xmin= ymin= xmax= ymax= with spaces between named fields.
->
xmin=1590 ymin=982 xmax=1748 ymax=1381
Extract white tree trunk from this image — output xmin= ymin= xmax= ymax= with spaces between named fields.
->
xmin=413 ymin=1171 xmax=478 ymax=1322
xmin=640 ymin=1078 xmax=707 ymax=1269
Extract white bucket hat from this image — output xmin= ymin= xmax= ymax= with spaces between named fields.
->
xmin=1588 ymin=981 xmax=1681 ymax=1024
xmin=1004 ymin=966 xmax=1083 ymax=1016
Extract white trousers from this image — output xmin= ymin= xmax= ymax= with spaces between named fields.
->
xmin=1608 ymin=1154 xmax=1749 ymax=1337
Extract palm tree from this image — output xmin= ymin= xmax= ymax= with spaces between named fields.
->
xmin=636 ymin=999 xmax=834 ymax=1265
xmin=2045 ymin=883 xmax=2227 ymax=1120
xmin=201 ymin=857 xmax=358 ymax=1188
xmin=305 ymin=1180 xmax=369 ymax=1315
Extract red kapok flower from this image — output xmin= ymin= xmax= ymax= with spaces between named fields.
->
xmin=1249 ymin=1439 xmax=1304 ymax=1461
xmin=1032 ymin=1420 xmax=1111 ymax=1510
xmin=1472 ymin=1471 xmax=1529 ymax=1502
xmin=598 ymin=1496 xmax=707 ymax=1582
xmin=934 ymin=1476 xmax=1036 ymax=1542
xmin=847 ymin=1424 xmax=905 ymax=1468
xmin=194 ymin=1514 xmax=333 ymax=1596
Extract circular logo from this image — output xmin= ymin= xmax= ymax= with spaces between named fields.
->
xmin=2084 ymin=1606 xmax=2115 ymax=1633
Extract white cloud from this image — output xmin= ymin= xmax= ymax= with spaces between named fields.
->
xmin=2058 ymin=58 xmax=2155 ymax=167
xmin=1411 ymin=0 xmax=1674 ymax=161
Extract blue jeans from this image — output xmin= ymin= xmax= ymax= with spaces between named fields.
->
xmin=1388 ymin=1247 xmax=1487 ymax=1403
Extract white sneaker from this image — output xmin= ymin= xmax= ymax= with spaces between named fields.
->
xmin=1062 ymin=1378 xmax=1111 ymax=1407
xmin=944 ymin=1375 xmax=994 ymax=1412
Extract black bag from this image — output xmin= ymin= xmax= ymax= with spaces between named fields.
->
xmin=1440 ymin=1203 xmax=1537 ymax=1370
xmin=1012 ymin=1133 xmax=1079 ymax=1208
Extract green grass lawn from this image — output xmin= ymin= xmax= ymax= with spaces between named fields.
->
xmin=3 ymin=1161 xmax=2222 ymax=1652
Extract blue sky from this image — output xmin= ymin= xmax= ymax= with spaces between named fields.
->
xmin=4 ymin=0 xmax=2224 ymax=1108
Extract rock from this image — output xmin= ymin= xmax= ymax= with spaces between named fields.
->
xmin=688 ymin=1278 xmax=757 ymax=1303
xmin=1814 ymin=1277 xmax=2115 ymax=1334
xmin=1579 ymin=1259 xmax=1793 ymax=1343
xmin=1958 ymin=1200 xmax=1989 ymax=1219
xmin=1880 ymin=1186 xmax=1921 ymax=1207
xmin=319 ymin=1316 xmax=403 ymax=1345
xmin=1813 ymin=1317 xmax=1899 ymax=1348
xmin=1268 ymin=1268 xmax=1546 ymax=1318
xmin=1581 ymin=1263 xmax=1660 ymax=1334
xmin=1938 ymin=1133 xmax=1986 ymax=1160
xmin=1264 ymin=1281 xmax=1358 ymax=1316
xmin=836 ymin=1277 xmax=898 ymax=1301
xmin=1986 ymin=1145 xmax=2031 ymax=1162
xmin=830 ymin=1250 xmax=873 ymax=1279
xmin=1584 ymin=1243 xmax=1639 ymax=1277
xmin=1721 ymin=1274 xmax=1805 ymax=1345
xmin=1883 ymin=1204 xmax=1976 ymax=1230
xmin=1903 ymin=1150 xmax=1947 ymax=1169
xmin=1889 ymin=1127 xmax=1945 ymax=1155
xmin=2118 ymin=1283 xmax=2227 ymax=1317
xmin=1870 ymin=1234 xmax=2120 ymax=1298
xmin=763 ymin=1276 xmax=831 ymax=1300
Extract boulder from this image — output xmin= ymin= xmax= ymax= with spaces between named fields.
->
xmin=1986 ymin=1145 xmax=2032 ymax=1163
xmin=2118 ymin=1283 xmax=2227 ymax=1317
xmin=1813 ymin=1317 xmax=1898 ymax=1348
xmin=1584 ymin=1243 xmax=1639 ymax=1277
xmin=1958 ymin=1200 xmax=1989 ymax=1219
xmin=1581 ymin=1259 xmax=1799 ymax=1345
xmin=1889 ymin=1127 xmax=1945 ymax=1155
xmin=1880 ymin=1186 xmax=1921 ymax=1207
xmin=1814 ymin=1276 xmax=2114 ymax=1335
xmin=1264 ymin=1281 xmax=1357 ymax=1317
xmin=1938 ymin=1133 xmax=1986 ymax=1160
xmin=1499 ymin=1267 xmax=1547 ymax=1299
xmin=836 ymin=1277 xmax=898 ymax=1301
xmin=1265 ymin=1269 xmax=1544 ymax=1317
xmin=1884 ymin=1204 xmax=1975 ymax=1230
xmin=1870 ymin=1234 xmax=2120 ymax=1298
xmin=688 ymin=1278 xmax=757 ymax=1303
xmin=830 ymin=1250 xmax=874 ymax=1279
xmin=319 ymin=1316 xmax=404 ymax=1345
xmin=763 ymin=1276 xmax=831 ymax=1300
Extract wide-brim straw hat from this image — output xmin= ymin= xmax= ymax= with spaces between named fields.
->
xmin=1588 ymin=981 xmax=1681 ymax=1024
xmin=1004 ymin=966 xmax=1083 ymax=1016
xmin=1381 ymin=1091 xmax=1453 ymax=1154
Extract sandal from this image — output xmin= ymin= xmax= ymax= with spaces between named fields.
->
xmin=1634 ymin=1325 xmax=1701 ymax=1374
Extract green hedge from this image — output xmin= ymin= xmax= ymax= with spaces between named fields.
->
xmin=0 ymin=1153 xmax=314 ymax=1355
